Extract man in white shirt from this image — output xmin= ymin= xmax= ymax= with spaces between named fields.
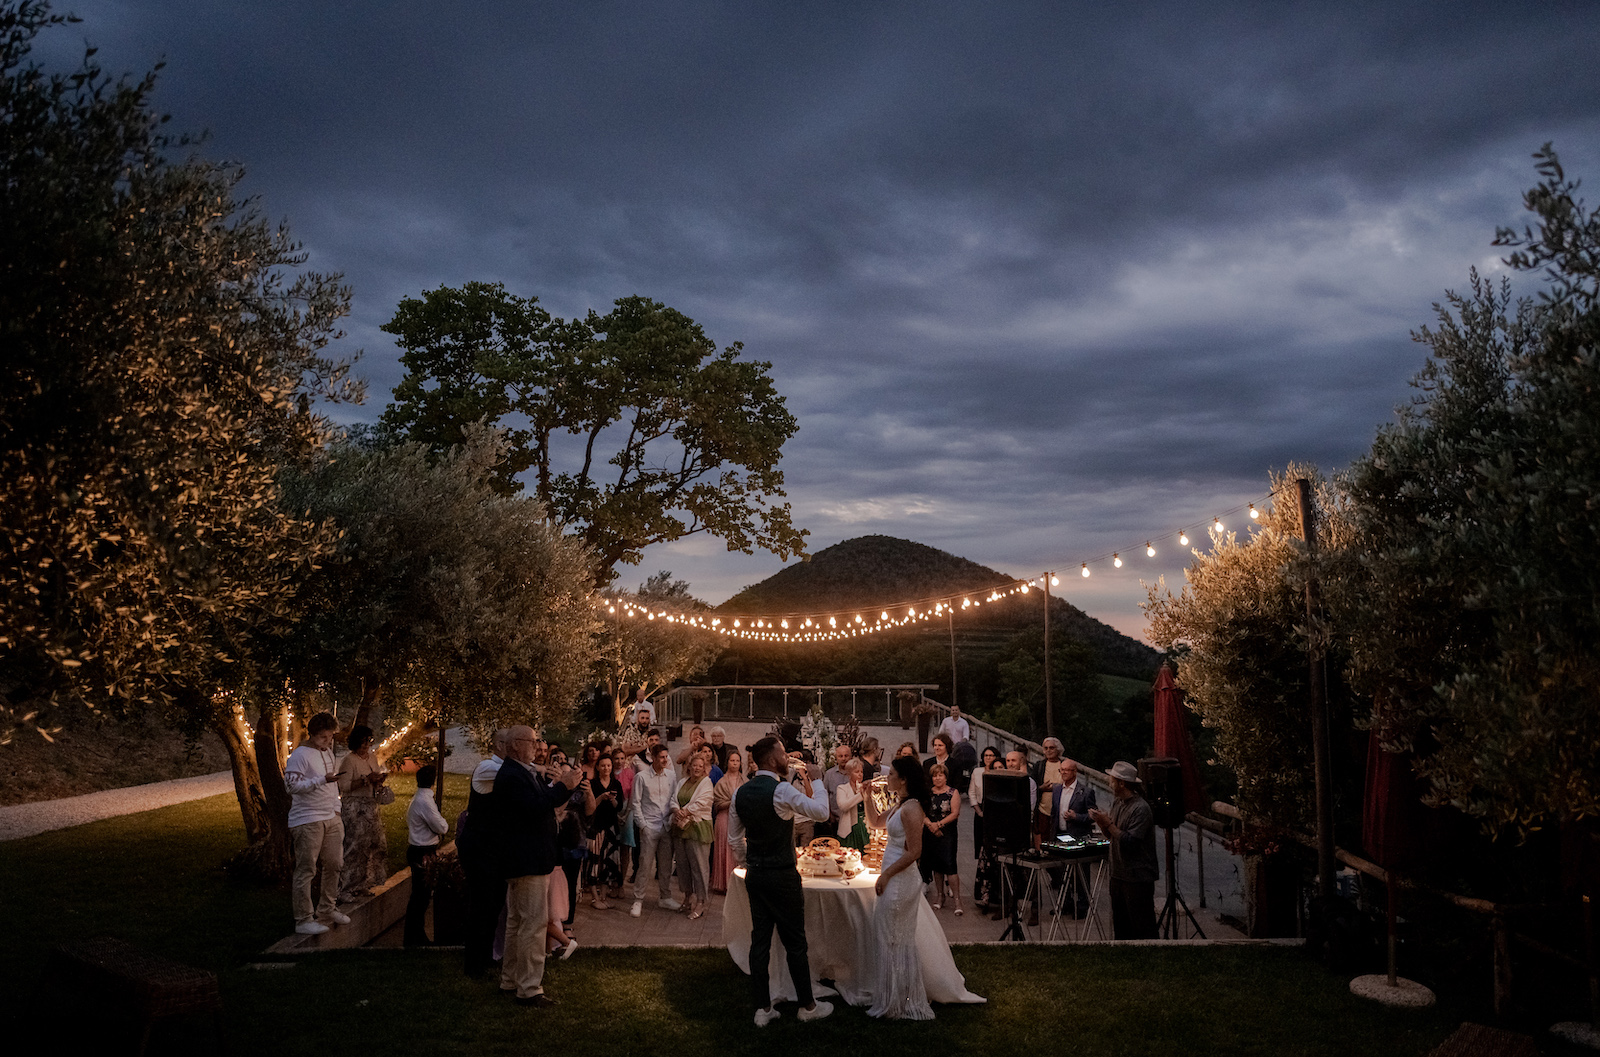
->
xmin=821 ymin=743 xmax=853 ymax=835
xmin=404 ymin=764 xmax=450 ymax=946
xmin=630 ymin=743 xmax=681 ymax=916
xmin=937 ymin=704 xmax=971 ymax=746
xmin=728 ymin=736 xmax=833 ymax=1026
xmin=283 ymin=711 xmax=350 ymax=935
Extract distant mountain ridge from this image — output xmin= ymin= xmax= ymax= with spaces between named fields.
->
xmin=719 ymin=535 xmax=1162 ymax=679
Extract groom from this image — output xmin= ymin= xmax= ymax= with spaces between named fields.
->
xmin=730 ymin=736 xmax=833 ymax=1027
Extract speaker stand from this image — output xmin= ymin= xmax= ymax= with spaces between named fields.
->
xmin=1156 ymin=826 xmax=1205 ymax=939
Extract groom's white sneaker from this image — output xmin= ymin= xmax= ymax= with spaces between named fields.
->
xmin=754 ymin=1007 xmax=781 ymax=1027
xmin=797 ymin=1000 xmax=834 ymax=1023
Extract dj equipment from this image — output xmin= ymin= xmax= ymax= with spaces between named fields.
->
xmin=981 ymin=773 xmax=1033 ymax=855
xmin=1039 ymin=835 xmax=1111 ymax=861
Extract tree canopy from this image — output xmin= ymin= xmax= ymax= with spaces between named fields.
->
xmin=0 ymin=0 xmax=358 ymax=765
xmin=378 ymin=282 xmax=808 ymax=580
xmin=1336 ymin=146 xmax=1600 ymax=834
xmin=597 ymin=571 xmax=723 ymax=724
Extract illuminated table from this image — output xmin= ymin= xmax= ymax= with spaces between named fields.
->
xmin=724 ymin=867 xmax=985 ymax=1008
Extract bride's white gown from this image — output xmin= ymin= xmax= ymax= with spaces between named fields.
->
xmin=867 ymin=805 xmax=936 ymax=1020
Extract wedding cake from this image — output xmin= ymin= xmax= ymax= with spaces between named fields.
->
xmin=797 ymin=837 xmax=865 ymax=878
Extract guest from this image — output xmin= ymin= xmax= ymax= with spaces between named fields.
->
xmin=923 ymin=733 xmax=954 ymax=784
xmin=335 ymin=725 xmax=390 ymax=903
xmin=496 ymin=725 xmax=583 ymax=1006
xmin=1089 ymin=761 xmax=1159 ymax=940
xmin=671 ymin=753 xmax=716 ymax=919
xmin=284 ymin=711 xmax=348 ymax=935
xmin=859 ymin=737 xmax=882 ymax=780
xmin=968 ymin=749 xmax=1003 ymax=908
xmin=1045 ymin=758 xmax=1097 ymax=917
xmin=584 ymin=755 xmax=624 ymax=909
xmin=821 ymin=743 xmax=854 ymax=836
xmin=460 ymin=728 xmax=508 ymax=977
xmin=611 ymin=747 xmax=636 ymax=899
xmin=630 ymin=743 xmax=681 ymax=916
xmin=998 ymin=750 xmax=1040 ymax=924
xmin=556 ymin=771 xmax=593 ymax=927
xmin=836 ymin=758 xmax=869 ymax=850
xmin=676 ymin=725 xmax=708 ymax=771
xmin=895 ymin=741 xmax=918 ymax=760
xmin=579 ymin=743 xmax=602 ymax=781
xmin=710 ymin=749 xmax=746 ymax=894
xmin=707 ymin=726 xmax=733 ymax=771
xmin=404 ymin=765 xmax=449 ymax=946
xmin=633 ymin=728 xmax=663 ymax=773
xmin=921 ymin=763 xmax=963 ymax=915
xmin=789 ymin=749 xmax=819 ymax=847
xmin=696 ymin=744 xmax=724 ymax=784
xmin=937 ymin=703 xmax=971 ymax=746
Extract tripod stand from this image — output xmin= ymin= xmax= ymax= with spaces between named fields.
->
xmin=1156 ymin=825 xmax=1205 ymax=939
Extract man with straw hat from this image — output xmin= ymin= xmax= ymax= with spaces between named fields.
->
xmin=1089 ymin=761 xmax=1159 ymax=939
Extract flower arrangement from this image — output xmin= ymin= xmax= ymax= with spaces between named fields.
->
xmin=799 ymin=701 xmax=837 ymax=764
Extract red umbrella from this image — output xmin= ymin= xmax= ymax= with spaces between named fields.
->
xmin=1152 ymin=664 xmax=1206 ymax=817
xmin=1362 ymin=724 xmax=1419 ymax=872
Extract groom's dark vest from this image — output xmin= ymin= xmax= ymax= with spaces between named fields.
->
xmin=736 ymin=775 xmax=795 ymax=871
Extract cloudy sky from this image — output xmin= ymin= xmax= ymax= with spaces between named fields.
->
xmin=37 ymin=0 xmax=1600 ymax=638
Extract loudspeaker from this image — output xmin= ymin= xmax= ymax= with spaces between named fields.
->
xmin=1137 ymin=756 xmax=1185 ymax=829
xmin=980 ymin=773 xmax=1033 ymax=854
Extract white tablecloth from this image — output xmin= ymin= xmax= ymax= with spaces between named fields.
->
xmin=724 ymin=867 xmax=985 ymax=1008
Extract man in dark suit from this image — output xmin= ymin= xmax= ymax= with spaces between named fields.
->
xmin=1043 ymin=759 xmax=1097 ymax=916
xmin=496 ymin=724 xmax=583 ymax=1007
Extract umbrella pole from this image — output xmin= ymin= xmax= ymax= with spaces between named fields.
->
xmin=1386 ymin=878 xmax=1398 ymax=988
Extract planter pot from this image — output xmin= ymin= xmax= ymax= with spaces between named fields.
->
xmin=1245 ymin=853 xmax=1300 ymax=938
xmin=691 ymin=698 xmax=705 ymax=725
xmin=917 ymin=713 xmax=931 ymax=753
xmin=666 ymin=723 xmax=684 ymax=741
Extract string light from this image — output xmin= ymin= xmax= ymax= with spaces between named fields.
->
xmin=1179 ymin=531 xmax=1189 ymax=546
xmin=1213 ymin=518 xmax=1225 ymax=533
xmin=1146 ymin=542 xmax=1156 ymax=557
xmin=1249 ymin=504 xmax=1260 ymax=520
xmin=1050 ymin=574 xmax=1060 ymax=587
xmin=1113 ymin=553 xmax=1122 ymax=568
xmin=1081 ymin=563 xmax=1090 ymax=577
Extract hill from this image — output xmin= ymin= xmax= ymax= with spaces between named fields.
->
xmin=714 ymin=535 xmax=1162 ymax=681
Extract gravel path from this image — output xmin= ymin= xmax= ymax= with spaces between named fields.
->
xmin=0 ymin=769 xmax=235 ymax=842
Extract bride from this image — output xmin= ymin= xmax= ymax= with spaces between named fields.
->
xmin=863 ymin=756 xmax=935 ymax=1020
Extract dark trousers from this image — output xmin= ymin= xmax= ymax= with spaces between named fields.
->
xmin=463 ymin=855 xmax=506 ymax=976
xmin=1110 ymin=878 xmax=1158 ymax=939
xmin=746 ymin=866 xmax=813 ymax=1009
xmin=405 ymin=844 xmax=436 ymax=946
xmin=560 ymin=857 xmax=582 ymax=925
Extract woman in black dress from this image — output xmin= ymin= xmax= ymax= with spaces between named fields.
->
xmin=921 ymin=762 xmax=964 ymax=915
xmin=583 ymin=754 xmax=624 ymax=909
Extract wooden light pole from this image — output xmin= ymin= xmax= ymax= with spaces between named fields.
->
xmin=1043 ymin=575 xmax=1053 ymax=740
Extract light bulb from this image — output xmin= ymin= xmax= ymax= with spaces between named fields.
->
xmin=1146 ymin=542 xmax=1156 ymax=557
xmin=1050 ymin=575 xmax=1060 ymax=587
xmin=1249 ymin=504 xmax=1260 ymax=520
xmin=733 ymin=619 xmax=740 ymax=627
xmin=1113 ymin=553 xmax=1122 ymax=568
xmin=881 ymin=611 xmax=888 ymax=620
xmin=829 ymin=617 xmax=837 ymax=627
xmin=1213 ymin=518 xmax=1224 ymax=533
xmin=1179 ymin=531 xmax=1189 ymax=546
xmin=1081 ymin=563 xmax=1090 ymax=578
xmin=780 ymin=619 xmax=788 ymax=628
xmin=962 ymin=598 xmax=970 ymax=608
xmin=1021 ymin=583 xmax=1029 ymax=593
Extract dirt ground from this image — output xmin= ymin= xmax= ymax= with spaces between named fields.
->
xmin=0 ymin=710 xmax=231 ymax=806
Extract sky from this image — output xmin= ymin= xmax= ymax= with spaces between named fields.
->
xmin=34 ymin=0 xmax=1600 ymax=640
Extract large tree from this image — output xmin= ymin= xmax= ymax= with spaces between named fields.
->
xmin=378 ymin=282 xmax=808 ymax=579
xmin=1337 ymin=147 xmax=1600 ymax=835
xmin=0 ymin=2 xmax=358 ymax=856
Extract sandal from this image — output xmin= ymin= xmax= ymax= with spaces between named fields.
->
xmin=688 ymin=909 xmax=705 ymax=920
xmin=954 ymin=906 xmax=964 ymax=916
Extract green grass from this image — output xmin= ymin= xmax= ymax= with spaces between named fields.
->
xmin=211 ymin=946 xmax=1461 ymax=1057
xmin=2 ymin=775 xmax=1464 ymax=1056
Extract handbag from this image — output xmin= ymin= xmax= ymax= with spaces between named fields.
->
xmin=375 ymin=782 xmax=395 ymax=806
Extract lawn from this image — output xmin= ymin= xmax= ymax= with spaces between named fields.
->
xmin=1 ymin=781 xmax=1465 ymax=1056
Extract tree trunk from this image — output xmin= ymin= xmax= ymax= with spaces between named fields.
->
xmin=251 ymin=702 xmax=293 ymax=878
xmin=211 ymin=707 xmax=272 ymax=844
xmin=353 ymin=673 xmax=381 ymax=731
xmin=207 ymin=698 xmax=293 ymax=881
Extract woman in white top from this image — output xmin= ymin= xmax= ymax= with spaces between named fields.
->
xmin=835 ymin=758 xmax=869 ymax=849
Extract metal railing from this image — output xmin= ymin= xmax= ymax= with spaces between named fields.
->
xmin=659 ymin=684 xmax=940 ymax=726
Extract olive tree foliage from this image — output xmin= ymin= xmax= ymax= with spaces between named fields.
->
xmin=280 ymin=425 xmax=602 ymax=751
xmin=598 ymin=571 xmax=723 ymax=724
xmin=1334 ymin=146 xmax=1600 ymax=835
xmin=1143 ymin=467 xmax=1351 ymax=829
xmin=377 ymin=282 xmax=808 ymax=581
xmin=0 ymin=0 xmax=358 ymax=852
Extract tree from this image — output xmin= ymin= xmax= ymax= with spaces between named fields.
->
xmin=1337 ymin=146 xmax=1600 ymax=835
xmin=378 ymin=282 xmax=807 ymax=580
xmin=0 ymin=0 xmax=358 ymax=856
xmin=280 ymin=425 xmax=602 ymax=753
xmin=1143 ymin=467 xmax=1351 ymax=829
xmin=598 ymin=571 xmax=723 ymax=724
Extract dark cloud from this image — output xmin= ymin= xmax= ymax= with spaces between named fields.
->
xmin=35 ymin=0 xmax=1600 ymax=636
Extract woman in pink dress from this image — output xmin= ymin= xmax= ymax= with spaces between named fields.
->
xmin=709 ymin=749 xmax=745 ymax=894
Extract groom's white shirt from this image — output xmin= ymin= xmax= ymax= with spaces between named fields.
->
xmin=726 ymin=768 xmax=829 ymax=865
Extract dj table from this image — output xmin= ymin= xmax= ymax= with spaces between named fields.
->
xmin=998 ymin=836 xmax=1111 ymax=942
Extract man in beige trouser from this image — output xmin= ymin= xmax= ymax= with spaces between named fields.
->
xmin=284 ymin=711 xmax=349 ymax=934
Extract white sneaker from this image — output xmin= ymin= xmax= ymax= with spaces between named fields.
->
xmin=754 ymin=1007 xmax=781 ymax=1027
xmin=561 ymin=938 xmax=578 ymax=960
xmin=295 ymin=920 xmax=329 ymax=935
xmin=659 ymin=898 xmax=683 ymax=911
xmin=797 ymin=1000 xmax=834 ymax=1023
xmin=630 ymin=900 xmax=642 ymax=917
xmin=325 ymin=910 xmax=352 ymax=926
